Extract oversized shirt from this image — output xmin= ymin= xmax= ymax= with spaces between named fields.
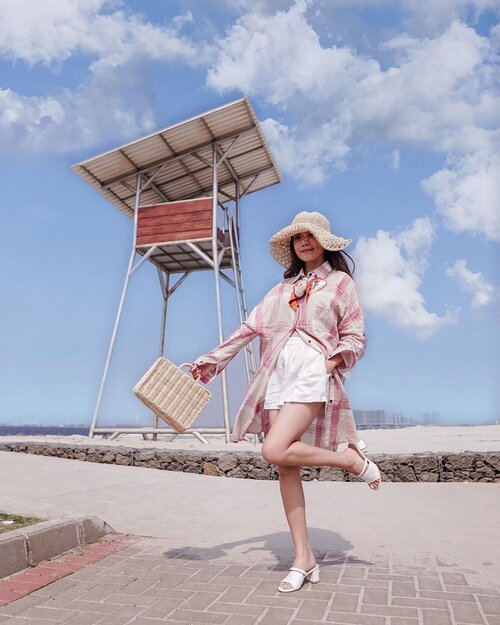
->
xmin=194 ymin=260 xmax=367 ymax=450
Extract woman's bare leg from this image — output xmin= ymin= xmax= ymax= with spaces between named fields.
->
xmin=268 ymin=409 xmax=316 ymax=591
xmin=263 ymin=402 xmax=381 ymax=489
xmin=264 ymin=402 xmax=380 ymax=590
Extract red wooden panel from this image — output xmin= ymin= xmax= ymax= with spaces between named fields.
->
xmin=137 ymin=227 xmax=226 ymax=247
xmin=137 ymin=219 xmax=212 ymax=241
xmin=138 ymin=198 xmax=213 ymax=219
xmin=136 ymin=198 xmax=215 ymax=246
xmin=138 ymin=210 xmax=212 ymax=228
xmin=137 ymin=228 xmax=212 ymax=245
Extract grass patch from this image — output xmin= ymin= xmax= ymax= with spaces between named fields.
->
xmin=0 ymin=512 xmax=43 ymax=534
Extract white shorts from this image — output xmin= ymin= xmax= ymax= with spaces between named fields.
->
xmin=263 ymin=336 xmax=330 ymax=409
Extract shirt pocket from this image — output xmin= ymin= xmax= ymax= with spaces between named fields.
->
xmin=310 ymin=291 xmax=334 ymax=327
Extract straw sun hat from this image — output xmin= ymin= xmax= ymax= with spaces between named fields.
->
xmin=269 ymin=211 xmax=352 ymax=267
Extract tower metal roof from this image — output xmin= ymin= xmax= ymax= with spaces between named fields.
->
xmin=71 ymin=97 xmax=281 ymax=218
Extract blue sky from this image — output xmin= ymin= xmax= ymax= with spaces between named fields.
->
xmin=0 ymin=0 xmax=498 ymax=428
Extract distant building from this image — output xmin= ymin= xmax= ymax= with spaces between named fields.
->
xmin=353 ymin=410 xmax=412 ymax=429
xmin=422 ymin=412 xmax=440 ymax=424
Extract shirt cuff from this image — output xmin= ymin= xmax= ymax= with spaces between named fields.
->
xmin=327 ymin=348 xmax=355 ymax=375
xmin=193 ymin=356 xmax=219 ymax=383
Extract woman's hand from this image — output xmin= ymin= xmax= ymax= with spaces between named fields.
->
xmin=190 ymin=363 xmax=212 ymax=381
xmin=325 ymin=354 xmax=343 ymax=375
xmin=190 ymin=364 xmax=202 ymax=381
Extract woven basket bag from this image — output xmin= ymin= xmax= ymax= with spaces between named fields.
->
xmin=133 ymin=357 xmax=211 ymax=433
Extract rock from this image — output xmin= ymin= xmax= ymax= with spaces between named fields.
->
xmin=395 ymin=466 xmax=417 ymax=482
xmin=443 ymin=453 xmax=475 ymax=471
xmin=134 ymin=450 xmax=157 ymax=462
xmin=203 ymin=462 xmax=223 ymax=476
xmin=413 ymin=455 xmax=439 ymax=473
xmin=318 ymin=467 xmax=343 ymax=481
xmin=27 ymin=443 xmax=43 ymax=455
xmin=167 ymin=461 xmax=187 ymax=472
xmin=246 ymin=467 xmax=269 ymax=480
xmin=419 ymin=471 xmax=438 ymax=482
xmin=86 ymin=447 xmax=106 ymax=463
xmin=485 ymin=454 xmax=500 ymax=471
xmin=115 ymin=453 xmax=131 ymax=465
xmin=183 ymin=452 xmax=204 ymax=464
xmin=251 ymin=457 xmax=269 ymax=470
xmin=227 ymin=466 xmax=247 ymax=479
xmin=269 ymin=467 xmax=280 ymax=480
xmin=477 ymin=466 xmax=495 ymax=478
xmin=217 ymin=455 xmax=238 ymax=472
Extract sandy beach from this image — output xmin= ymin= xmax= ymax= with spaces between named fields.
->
xmin=1 ymin=424 xmax=499 ymax=454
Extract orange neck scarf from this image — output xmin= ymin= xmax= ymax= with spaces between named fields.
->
xmin=289 ymin=272 xmax=316 ymax=310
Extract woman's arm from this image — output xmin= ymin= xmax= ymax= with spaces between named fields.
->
xmin=326 ymin=275 xmax=367 ymax=377
xmin=191 ymin=287 xmax=271 ymax=383
xmin=191 ymin=320 xmax=259 ymax=383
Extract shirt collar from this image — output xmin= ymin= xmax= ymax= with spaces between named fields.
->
xmin=292 ymin=259 xmax=333 ymax=283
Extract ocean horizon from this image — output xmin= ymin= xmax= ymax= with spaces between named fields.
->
xmin=0 ymin=422 xmax=496 ymax=438
xmin=0 ymin=425 xmax=91 ymax=436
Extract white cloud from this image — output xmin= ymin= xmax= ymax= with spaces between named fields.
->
xmin=354 ymin=217 xmax=458 ymax=339
xmin=219 ymin=0 xmax=295 ymax=13
xmin=353 ymin=21 xmax=491 ymax=152
xmin=0 ymin=91 xmax=65 ymax=143
xmin=0 ymin=0 xmax=211 ymax=66
xmin=391 ymin=148 xmax=401 ymax=170
xmin=0 ymin=62 xmax=156 ymax=153
xmin=209 ymin=2 xmax=500 ymax=248
xmin=446 ymin=259 xmax=496 ymax=308
xmin=421 ymin=151 xmax=500 ymax=242
xmin=207 ymin=1 xmax=497 ymax=193
xmin=0 ymin=0 xmax=213 ymax=153
xmin=401 ymin=0 xmax=500 ymax=37
xmin=207 ymin=0 xmax=378 ymax=176
xmin=261 ymin=117 xmax=350 ymax=184
xmin=208 ymin=0 xmax=379 ymax=106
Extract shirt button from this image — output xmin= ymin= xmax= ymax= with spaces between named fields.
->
xmin=307 ymin=340 xmax=311 ymax=343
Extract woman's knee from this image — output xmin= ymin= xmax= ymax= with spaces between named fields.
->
xmin=262 ymin=440 xmax=287 ymax=466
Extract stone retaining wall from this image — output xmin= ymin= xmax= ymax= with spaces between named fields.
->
xmin=0 ymin=441 xmax=498 ymax=482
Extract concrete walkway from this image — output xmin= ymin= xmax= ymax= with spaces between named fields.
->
xmin=1 ymin=451 xmax=500 ymax=624
xmin=1 ymin=536 xmax=500 ymax=625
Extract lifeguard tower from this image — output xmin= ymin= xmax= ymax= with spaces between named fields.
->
xmin=72 ymin=98 xmax=281 ymax=442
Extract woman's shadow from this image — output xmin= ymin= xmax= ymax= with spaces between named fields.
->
xmin=162 ymin=528 xmax=372 ymax=570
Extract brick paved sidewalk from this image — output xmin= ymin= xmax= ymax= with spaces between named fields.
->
xmin=0 ymin=538 xmax=499 ymax=625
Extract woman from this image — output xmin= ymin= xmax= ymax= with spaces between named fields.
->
xmin=191 ymin=211 xmax=381 ymax=593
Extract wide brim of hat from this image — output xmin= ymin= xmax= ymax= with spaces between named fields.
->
xmin=269 ymin=222 xmax=351 ymax=267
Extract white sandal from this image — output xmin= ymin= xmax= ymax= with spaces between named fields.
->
xmin=348 ymin=443 xmax=381 ymax=489
xmin=278 ymin=564 xmax=320 ymax=593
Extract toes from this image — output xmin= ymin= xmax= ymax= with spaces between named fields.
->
xmin=280 ymin=582 xmax=292 ymax=590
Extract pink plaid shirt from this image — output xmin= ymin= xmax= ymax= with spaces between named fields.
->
xmin=194 ymin=260 xmax=367 ymax=449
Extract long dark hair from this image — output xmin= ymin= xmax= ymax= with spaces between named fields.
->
xmin=283 ymin=238 xmax=355 ymax=279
